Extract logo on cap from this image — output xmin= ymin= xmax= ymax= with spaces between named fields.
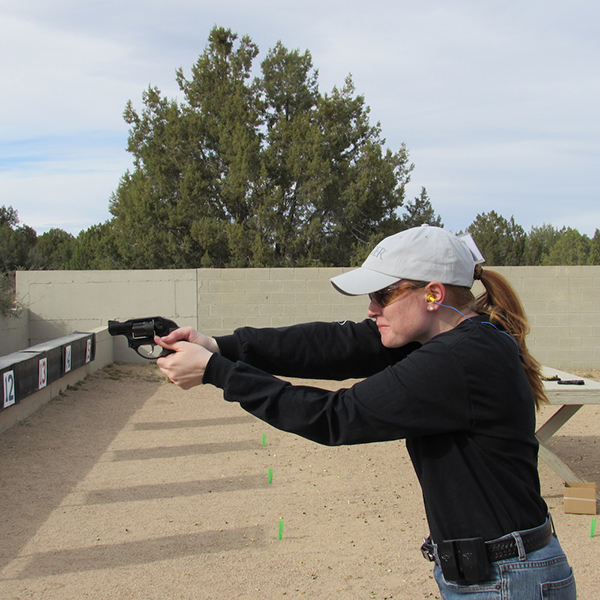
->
xmin=371 ymin=246 xmax=386 ymax=260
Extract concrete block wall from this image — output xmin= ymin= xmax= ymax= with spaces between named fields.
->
xmin=15 ymin=269 xmax=199 ymax=346
xmin=196 ymin=267 xmax=366 ymax=336
xmin=494 ymin=266 xmax=600 ymax=369
xmin=0 ymin=310 xmax=29 ymax=355
xmin=10 ymin=266 xmax=600 ymax=370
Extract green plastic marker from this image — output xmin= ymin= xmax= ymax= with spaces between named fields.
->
xmin=278 ymin=519 xmax=284 ymax=540
xmin=262 ymin=433 xmax=266 ymax=447
xmin=268 ymin=468 xmax=273 ymax=484
xmin=591 ymin=518 xmax=597 ymax=538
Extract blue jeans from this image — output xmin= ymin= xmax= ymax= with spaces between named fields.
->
xmin=433 ymin=535 xmax=576 ymax=599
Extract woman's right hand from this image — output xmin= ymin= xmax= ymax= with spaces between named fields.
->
xmin=157 ymin=326 xmax=220 ymax=355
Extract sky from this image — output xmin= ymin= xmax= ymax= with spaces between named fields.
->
xmin=1 ymin=0 xmax=598 ymax=237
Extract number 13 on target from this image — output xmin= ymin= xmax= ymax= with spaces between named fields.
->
xmin=39 ymin=357 xmax=48 ymax=389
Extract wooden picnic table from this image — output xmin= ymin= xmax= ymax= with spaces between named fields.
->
xmin=538 ymin=366 xmax=600 ymax=484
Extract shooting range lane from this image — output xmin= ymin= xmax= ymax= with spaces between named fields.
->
xmin=0 ymin=365 xmax=159 ymax=588
xmin=0 ymin=365 xmax=598 ymax=599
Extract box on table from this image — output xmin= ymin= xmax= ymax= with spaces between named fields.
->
xmin=564 ymin=482 xmax=597 ymax=515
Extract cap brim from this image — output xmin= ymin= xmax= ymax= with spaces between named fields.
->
xmin=330 ymin=268 xmax=401 ymax=296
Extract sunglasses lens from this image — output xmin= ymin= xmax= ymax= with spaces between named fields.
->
xmin=369 ymin=291 xmax=384 ymax=305
xmin=370 ymin=286 xmax=400 ymax=307
xmin=369 ymin=283 xmax=420 ymax=307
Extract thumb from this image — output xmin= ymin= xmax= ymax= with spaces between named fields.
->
xmin=154 ymin=335 xmax=184 ymax=351
xmin=157 ymin=326 xmax=195 ymax=345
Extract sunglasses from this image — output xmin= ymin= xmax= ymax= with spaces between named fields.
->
xmin=368 ymin=282 xmax=425 ymax=308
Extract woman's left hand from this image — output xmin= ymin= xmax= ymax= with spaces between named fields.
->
xmin=155 ymin=336 xmax=213 ymax=390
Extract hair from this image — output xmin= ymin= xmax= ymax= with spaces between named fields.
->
xmin=443 ymin=269 xmax=548 ymax=409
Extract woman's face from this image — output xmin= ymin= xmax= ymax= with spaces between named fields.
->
xmin=367 ymin=281 xmax=434 ymax=347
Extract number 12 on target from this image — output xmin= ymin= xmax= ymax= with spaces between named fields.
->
xmin=3 ymin=370 xmax=16 ymax=408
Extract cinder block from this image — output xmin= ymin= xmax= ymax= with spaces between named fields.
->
xmin=268 ymin=292 xmax=295 ymax=305
xmin=566 ymin=348 xmax=590 ymax=365
xmin=210 ymin=304 xmax=237 ymax=318
xmin=209 ymin=280 xmax=236 ymax=293
xmin=270 ymin=316 xmax=297 ymax=328
xmin=294 ymin=292 xmax=321 ymax=305
xmin=270 ymin=268 xmax=295 ymax=280
xmin=258 ymin=304 xmax=283 ymax=317
xmin=283 ymin=304 xmax=308 ymax=317
xmin=535 ymin=314 xmax=559 ymax=328
xmin=244 ymin=317 xmax=271 ymax=328
xmin=235 ymin=279 xmax=283 ymax=293
xmin=293 ymin=267 xmax=323 ymax=280
xmin=222 ymin=317 xmax=255 ymax=331
xmin=221 ymin=269 xmax=249 ymax=281
xmin=234 ymin=304 xmax=260 ymax=318
xmin=569 ymin=326 xmax=594 ymax=338
xmin=306 ymin=278 xmax=333 ymax=293
xmin=246 ymin=292 xmax=272 ymax=305
xmin=568 ymin=277 xmax=594 ymax=290
xmin=198 ymin=317 xmax=223 ymax=332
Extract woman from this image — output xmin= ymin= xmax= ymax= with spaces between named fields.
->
xmin=156 ymin=225 xmax=576 ymax=599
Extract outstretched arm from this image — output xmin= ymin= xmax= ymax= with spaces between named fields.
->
xmin=214 ymin=320 xmax=418 ymax=380
xmin=156 ymin=320 xmax=418 ymax=389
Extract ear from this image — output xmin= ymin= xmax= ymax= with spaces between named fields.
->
xmin=425 ymin=282 xmax=446 ymax=306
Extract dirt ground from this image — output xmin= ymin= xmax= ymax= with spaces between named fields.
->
xmin=0 ymin=364 xmax=598 ymax=600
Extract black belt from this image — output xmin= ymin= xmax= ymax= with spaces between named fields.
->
xmin=485 ymin=518 xmax=553 ymax=562
xmin=421 ymin=518 xmax=554 ymax=583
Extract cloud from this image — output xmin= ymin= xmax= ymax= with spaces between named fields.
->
xmin=0 ymin=131 xmax=130 ymax=234
xmin=1 ymin=0 xmax=599 ymax=236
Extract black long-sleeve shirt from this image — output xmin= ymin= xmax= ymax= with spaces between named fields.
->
xmin=204 ymin=316 xmax=548 ymax=543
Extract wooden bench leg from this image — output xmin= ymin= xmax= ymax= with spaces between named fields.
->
xmin=536 ymin=404 xmax=584 ymax=482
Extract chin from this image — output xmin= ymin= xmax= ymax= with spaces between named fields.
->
xmin=380 ymin=335 xmax=402 ymax=348
xmin=381 ymin=330 xmax=417 ymax=348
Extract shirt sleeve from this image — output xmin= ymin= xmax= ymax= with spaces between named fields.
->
xmin=214 ymin=319 xmax=419 ymax=380
xmin=203 ymin=339 xmax=471 ymax=446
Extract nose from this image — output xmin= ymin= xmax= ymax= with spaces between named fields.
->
xmin=367 ymin=299 xmax=382 ymax=318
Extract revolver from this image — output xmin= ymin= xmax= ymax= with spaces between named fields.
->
xmin=108 ymin=316 xmax=180 ymax=359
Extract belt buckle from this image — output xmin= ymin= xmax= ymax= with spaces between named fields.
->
xmin=420 ymin=538 xmax=436 ymax=562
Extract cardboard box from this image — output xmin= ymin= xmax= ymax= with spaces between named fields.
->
xmin=564 ymin=482 xmax=597 ymax=515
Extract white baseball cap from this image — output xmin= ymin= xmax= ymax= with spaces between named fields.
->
xmin=330 ymin=225 xmax=485 ymax=296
